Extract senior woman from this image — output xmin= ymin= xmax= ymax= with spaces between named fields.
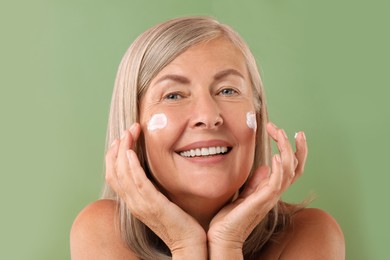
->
xmin=71 ymin=16 xmax=345 ymax=259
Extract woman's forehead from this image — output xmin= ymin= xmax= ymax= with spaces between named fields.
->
xmin=149 ymin=38 xmax=248 ymax=84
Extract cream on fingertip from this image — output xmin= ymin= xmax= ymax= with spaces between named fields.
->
xmin=294 ymin=132 xmax=307 ymax=140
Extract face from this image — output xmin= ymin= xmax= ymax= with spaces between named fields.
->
xmin=139 ymin=38 xmax=257 ymax=204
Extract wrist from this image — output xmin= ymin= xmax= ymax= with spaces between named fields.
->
xmin=171 ymin=243 xmax=207 ymax=260
xmin=170 ymin=233 xmax=208 ymax=260
xmin=208 ymin=242 xmax=243 ymax=260
xmin=207 ymin=231 xmax=244 ymax=259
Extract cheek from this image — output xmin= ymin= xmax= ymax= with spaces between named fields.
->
xmin=142 ymin=112 xmax=185 ymax=156
xmin=226 ymin=109 xmax=257 ymax=133
xmin=143 ymin=112 xmax=185 ymax=138
xmin=227 ymin=110 xmax=257 ymax=155
xmin=142 ymin=112 xmax=185 ymax=184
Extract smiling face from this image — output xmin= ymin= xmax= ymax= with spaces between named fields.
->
xmin=139 ymin=37 xmax=257 ymax=205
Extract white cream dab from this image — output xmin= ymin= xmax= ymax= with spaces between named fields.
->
xmin=246 ymin=112 xmax=257 ymax=130
xmin=147 ymin=113 xmax=168 ymax=131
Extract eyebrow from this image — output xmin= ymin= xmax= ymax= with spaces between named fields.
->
xmin=214 ymin=69 xmax=245 ymax=81
xmin=153 ymin=68 xmax=244 ymax=86
xmin=154 ymin=74 xmax=191 ymax=85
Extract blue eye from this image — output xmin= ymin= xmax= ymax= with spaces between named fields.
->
xmin=164 ymin=93 xmax=182 ymax=100
xmin=219 ymin=88 xmax=237 ymax=96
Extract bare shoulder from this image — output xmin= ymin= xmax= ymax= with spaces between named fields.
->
xmin=70 ymin=199 xmax=139 ymax=260
xmin=260 ymin=208 xmax=345 ymax=260
xmin=281 ymin=208 xmax=345 ymax=259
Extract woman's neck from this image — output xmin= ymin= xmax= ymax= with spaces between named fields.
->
xmin=169 ymin=192 xmax=235 ymax=230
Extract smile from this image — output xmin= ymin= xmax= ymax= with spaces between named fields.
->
xmin=179 ymin=146 xmax=230 ymax=157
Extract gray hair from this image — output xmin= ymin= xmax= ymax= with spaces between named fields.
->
xmin=102 ymin=16 xmax=296 ymax=259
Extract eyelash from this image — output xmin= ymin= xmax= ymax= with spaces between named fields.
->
xmin=218 ymin=88 xmax=239 ymax=96
xmin=163 ymin=92 xmax=183 ymax=100
xmin=163 ymin=87 xmax=239 ymax=101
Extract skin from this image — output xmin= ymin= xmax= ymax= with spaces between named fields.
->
xmin=70 ymin=38 xmax=345 ymax=259
xmin=139 ymin=38 xmax=257 ymax=229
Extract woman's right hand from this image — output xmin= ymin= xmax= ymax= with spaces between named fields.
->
xmin=105 ymin=123 xmax=207 ymax=258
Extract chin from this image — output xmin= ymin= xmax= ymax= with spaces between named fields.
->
xmin=183 ymin=176 xmax=243 ymax=200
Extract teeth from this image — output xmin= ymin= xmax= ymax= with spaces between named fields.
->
xmin=179 ymin=146 xmax=229 ymax=157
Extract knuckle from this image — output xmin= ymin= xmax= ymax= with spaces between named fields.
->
xmin=148 ymin=205 xmax=161 ymax=219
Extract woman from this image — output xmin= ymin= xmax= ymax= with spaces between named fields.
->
xmin=71 ymin=16 xmax=345 ymax=259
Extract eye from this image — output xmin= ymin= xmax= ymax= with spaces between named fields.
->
xmin=164 ymin=92 xmax=183 ymax=100
xmin=219 ymin=88 xmax=238 ymax=96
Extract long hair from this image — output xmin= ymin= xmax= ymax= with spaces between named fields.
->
xmin=101 ymin=16 xmax=301 ymax=259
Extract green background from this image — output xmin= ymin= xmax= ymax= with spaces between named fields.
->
xmin=1 ymin=0 xmax=388 ymax=259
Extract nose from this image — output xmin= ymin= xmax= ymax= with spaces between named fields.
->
xmin=190 ymin=94 xmax=223 ymax=129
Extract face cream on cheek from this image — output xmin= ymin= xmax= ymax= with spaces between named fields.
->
xmin=147 ymin=113 xmax=168 ymax=131
xmin=246 ymin=112 xmax=257 ymax=130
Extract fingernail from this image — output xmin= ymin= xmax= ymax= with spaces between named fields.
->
xmin=294 ymin=132 xmax=298 ymax=139
xmin=275 ymin=154 xmax=281 ymax=163
xmin=302 ymin=132 xmax=306 ymax=141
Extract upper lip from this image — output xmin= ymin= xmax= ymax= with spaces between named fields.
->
xmin=175 ymin=140 xmax=233 ymax=153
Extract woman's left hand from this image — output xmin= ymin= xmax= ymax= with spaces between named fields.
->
xmin=207 ymin=122 xmax=308 ymax=258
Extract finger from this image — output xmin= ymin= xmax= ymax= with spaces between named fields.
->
xmin=129 ymin=123 xmax=142 ymax=149
xmin=116 ymin=130 xmax=130 ymax=177
xmin=266 ymin=123 xmax=296 ymax=189
xmin=266 ymin=122 xmax=279 ymax=141
xmin=294 ymin=131 xmax=308 ymax=181
xmin=105 ymin=140 xmax=119 ymax=180
xmin=105 ymin=139 xmax=122 ymax=191
xmin=268 ymin=154 xmax=283 ymax=192
xmin=126 ymin=149 xmax=160 ymax=199
xmin=266 ymin=123 xmax=290 ymax=169
xmin=116 ymin=123 xmax=139 ymax=179
xmin=126 ymin=149 xmax=168 ymax=220
xmin=107 ymin=138 xmax=120 ymax=159
xmin=267 ymin=123 xmax=296 ymax=170
xmin=239 ymin=166 xmax=270 ymax=198
xmin=275 ymin=129 xmax=296 ymax=188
